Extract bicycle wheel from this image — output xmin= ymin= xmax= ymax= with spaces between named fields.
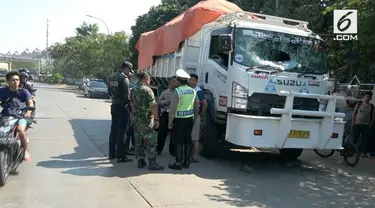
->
xmin=314 ymin=149 xmax=335 ymax=158
xmin=343 ymin=142 xmax=360 ymax=167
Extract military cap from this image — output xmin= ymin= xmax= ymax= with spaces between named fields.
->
xmin=122 ymin=60 xmax=134 ymax=73
xmin=175 ymin=69 xmax=190 ymax=80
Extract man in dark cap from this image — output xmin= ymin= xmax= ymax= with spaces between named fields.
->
xmin=108 ymin=60 xmax=134 ymax=163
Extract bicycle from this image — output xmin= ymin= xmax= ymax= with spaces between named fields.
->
xmin=314 ymin=137 xmax=360 ymax=167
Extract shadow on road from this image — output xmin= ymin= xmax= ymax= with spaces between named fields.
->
xmin=36 ymin=118 xmax=375 ymax=208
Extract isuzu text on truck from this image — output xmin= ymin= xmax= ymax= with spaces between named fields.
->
xmin=136 ymin=1 xmax=345 ymax=160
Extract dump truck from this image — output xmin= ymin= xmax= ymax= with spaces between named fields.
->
xmin=0 ymin=63 xmax=9 ymax=85
xmin=136 ymin=1 xmax=345 ymax=160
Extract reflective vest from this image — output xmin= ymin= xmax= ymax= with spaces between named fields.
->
xmin=175 ymin=85 xmax=196 ymax=118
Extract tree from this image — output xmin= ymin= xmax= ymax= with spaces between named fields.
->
xmin=322 ymin=0 xmax=375 ymax=82
xmin=75 ymin=22 xmax=99 ymax=37
xmin=49 ymin=22 xmax=131 ymax=79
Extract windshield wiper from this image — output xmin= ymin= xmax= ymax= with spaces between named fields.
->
xmin=247 ymin=65 xmax=283 ymax=73
xmin=269 ymin=69 xmax=283 ymax=75
xmin=297 ymin=72 xmax=309 ymax=77
xmin=288 ymin=65 xmax=318 ymax=77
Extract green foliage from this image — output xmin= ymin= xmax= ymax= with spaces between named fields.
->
xmin=49 ymin=22 xmax=130 ymax=79
xmin=75 ymin=22 xmax=99 ymax=37
xmin=44 ymin=73 xmax=64 ymax=84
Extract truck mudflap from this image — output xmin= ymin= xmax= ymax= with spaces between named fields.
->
xmin=225 ymin=91 xmax=346 ymax=150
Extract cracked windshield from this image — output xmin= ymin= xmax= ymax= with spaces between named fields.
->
xmin=235 ymin=28 xmax=327 ymax=74
xmin=0 ymin=0 xmax=374 ymax=208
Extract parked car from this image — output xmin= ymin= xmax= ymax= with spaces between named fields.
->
xmin=83 ymin=80 xmax=109 ymax=99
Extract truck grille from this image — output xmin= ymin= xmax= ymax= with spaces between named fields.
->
xmin=247 ymin=93 xmax=320 ymax=118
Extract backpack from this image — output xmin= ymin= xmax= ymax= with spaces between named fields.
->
xmin=355 ymin=101 xmax=374 ymax=121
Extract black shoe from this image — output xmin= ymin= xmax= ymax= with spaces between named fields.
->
xmin=108 ymin=155 xmax=116 ymax=160
xmin=138 ymin=159 xmax=147 ymax=168
xmin=126 ymin=150 xmax=136 ymax=156
xmin=148 ymin=157 xmax=164 ymax=171
xmin=169 ymin=162 xmax=183 ymax=170
xmin=117 ymin=157 xmax=133 ymax=163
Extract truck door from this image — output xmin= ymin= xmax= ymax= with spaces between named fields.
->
xmin=200 ymin=27 xmax=231 ymax=111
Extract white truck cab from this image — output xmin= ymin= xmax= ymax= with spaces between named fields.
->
xmin=144 ymin=11 xmax=346 ymax=159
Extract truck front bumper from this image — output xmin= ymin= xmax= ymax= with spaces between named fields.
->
xmin=226 ymin=113 xmax=345 ymax=149
xmin=225 ymin=90 xmax=346 ymax=150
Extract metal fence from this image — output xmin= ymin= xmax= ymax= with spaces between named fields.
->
xmin=335 ymin=75 xmax=375 ymax=101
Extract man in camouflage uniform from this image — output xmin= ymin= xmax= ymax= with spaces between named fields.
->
xmin=131 ymin=72 xmax=164 ymax=170
xmin=125 ymin=73 xmax=140 ymax=155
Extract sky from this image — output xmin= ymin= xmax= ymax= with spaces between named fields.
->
xmin=0 ymin=0 xmax=161 ymax=53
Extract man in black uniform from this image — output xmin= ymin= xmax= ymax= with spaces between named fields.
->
xmin=108 ymin=60 xmax=134 ymax=163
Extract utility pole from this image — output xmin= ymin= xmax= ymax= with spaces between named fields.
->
xmin=276 ymin=0 xmax=279 ymax=16
xmin=46 ymin=19 xmax=49 ymax=74
xmin=86 ymin=15 xmax=110 ymax=35
xmin=46 ymin=19 xmax=49 ymax=51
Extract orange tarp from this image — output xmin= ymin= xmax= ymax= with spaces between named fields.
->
xmin=136 ymin=0 xmax=243 ymax=70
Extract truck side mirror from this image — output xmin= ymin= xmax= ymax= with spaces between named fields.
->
xmin=219 ymin=34 xmax=232 ymax=52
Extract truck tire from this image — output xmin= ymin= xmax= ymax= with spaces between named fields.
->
xmin=200 ymin=93 xmax=223 ymax=158
xmin=279 ymin=148 xmax=303 ymax=160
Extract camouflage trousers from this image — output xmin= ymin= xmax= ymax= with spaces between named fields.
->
xmin=133 ymin=122 xmax=157 ymax=159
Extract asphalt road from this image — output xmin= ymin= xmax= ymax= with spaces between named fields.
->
xmin=0 ymin=83 xmax=375 ymax=208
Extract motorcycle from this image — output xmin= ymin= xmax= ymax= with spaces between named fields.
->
xmin=0 ymin=106 xmax=35 ymax=187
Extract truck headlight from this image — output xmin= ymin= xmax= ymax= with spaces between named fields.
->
xmin=232 ymin=82 xmax=248 ymax=109
xmin=233 ymin=98 xmax=247 ymax=109
xmin=232 ymin=82 xmax=247 ymax=98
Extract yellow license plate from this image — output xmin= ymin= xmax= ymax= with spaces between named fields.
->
xmin=288 ymin=130 xmax=310 ymax=139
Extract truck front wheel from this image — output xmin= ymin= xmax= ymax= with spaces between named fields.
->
xmin=279 ymin=148 xmax=304 ymax=160
xmin=200 ymin=93 xmax=222 ymax=158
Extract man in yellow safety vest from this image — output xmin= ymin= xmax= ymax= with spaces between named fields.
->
xmin=168 ymin=69 xmax=199 ymax=170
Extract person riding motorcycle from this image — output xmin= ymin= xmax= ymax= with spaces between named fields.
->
xmin=0 ymin=71 xmax=34 ymax=161
xmin=18 ymin=70 xmax=36 ymax=123
xmin=19 ymin=72 xmax=35 ymax=96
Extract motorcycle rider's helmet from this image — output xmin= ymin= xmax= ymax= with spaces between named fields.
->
xmin=19 ymin=68 xmax=30 ymax=74
xmin=19 ymin=72 xmax=29 ymax=78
